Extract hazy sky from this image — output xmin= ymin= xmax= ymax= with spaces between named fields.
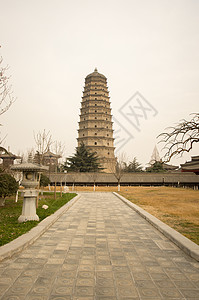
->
xmin=0 ymin=0 xmax=199 ymax=167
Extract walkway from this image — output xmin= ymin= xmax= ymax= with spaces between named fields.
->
xmin=0 ymin=192 xmax=199 ymax=300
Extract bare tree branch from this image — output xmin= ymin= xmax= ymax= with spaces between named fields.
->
xmin=34 ymin=129 xmax=53 ymax=164
xmin=158 ymin=113 xmax=199 ymax=162
xmin=53 ymin=140 xmax=65 ymax=157
xmin=0 ymin=55 xmax=16 ymax=118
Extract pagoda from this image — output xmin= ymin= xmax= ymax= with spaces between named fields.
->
xmin=77 ymin=68 xmax=116 ymax=172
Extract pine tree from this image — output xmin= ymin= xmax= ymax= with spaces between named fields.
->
xmin=146 ymin=161 xmax=165 ymax=173
xmin=124 ymin=157 xmax=143 ymax=172
xmin=65 ymin=143 xmax=102 ymax=172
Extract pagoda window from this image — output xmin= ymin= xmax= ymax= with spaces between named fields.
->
xmin=95 ymin=110 xmax=97 ymax=113
xmin=95 ymin=92 xmax=97 ymax=94
xmin=95 ymin=133 xmax=97 ymax=135
xmin=95 ymin=125 xmax=97 ymax=128
xmin=107 ymin=143 xmax=109 ymax=145
xmin=95 ymin=104 xmax=97 ymax=106
xmin=108 ymin=152 xmax=110 ymax=155
xmin=107 ymin=134 xmax=109 ymax=136
xmin=95 ymin=117 xmax=97 ymax=119
xmin=83 ymin=134 xmax=85 ymax=136
xmin=84 ymin=118 xmax=85 ymax=120
xmin=95 ymin=142 xmax=97 ymax=145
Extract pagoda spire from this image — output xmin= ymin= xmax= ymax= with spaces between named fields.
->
xmin=149 ymin=145 xmax=161 ymax=165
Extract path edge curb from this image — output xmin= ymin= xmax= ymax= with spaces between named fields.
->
xmin=113 ymin=192 xmax=199 ymax=262
xmin=0 ymin=193 xmax=81 ymax=262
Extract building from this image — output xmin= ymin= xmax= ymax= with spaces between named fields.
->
xmin=181 ymin=156 xmax=199 ymax=175
xmin=49 ymin=172 xmax=199 ymax=189
xmin=146 ymin=145 xmax=178 ymax=171
xmin=77 ymin=68 xmax=116 ymax=172
xmin=0 ymin=147 xmax=21 ymax=171
xmin=42 ymin=150 xmax=61 ymax=173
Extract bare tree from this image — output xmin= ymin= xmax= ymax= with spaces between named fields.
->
xmin=0 ymin=49 xmax=16 ymax=144
xmin=158 ymin=113 xmax=199 ymax=162
xmin=53 ymin=140 xmax=65 ymax=157
xmin=86 ymin=171 xmax=99 ymax=191
xmin=34 ymin=129 xmax=53 ymax=205
xmin=109 ymin=153 xmax=126 ymax=191
xmin=0 ymin=54 xmax=16 ymax=118
xmin=34 ymin=129 xmax=53 ymax=164
xmin=52 ymin=140 xmax=65 ymax=171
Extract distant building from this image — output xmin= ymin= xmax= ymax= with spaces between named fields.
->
xmin=42 ymin=150 xmax=61 ymax=173
xmin=149 ymin=145 xmax=161 ymax=165
xmin=181 ymin=156 xmax=199 ymax=175
xmin=161 ymin=162 xmax=179 ymax=172
xmin=147 ymin=145 xmax=178 ymax=171
xmin=77 ymin=68 xmax=116 ymax=172
xmin=0 ymin=147 xmax=21 ymax=171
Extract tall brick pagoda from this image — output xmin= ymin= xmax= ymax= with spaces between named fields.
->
xmin=77 ymin=68 xmax=116 ymax=172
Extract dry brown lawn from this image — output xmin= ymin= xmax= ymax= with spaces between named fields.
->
xmin=119 ymin=186 xmax=199 ymax=245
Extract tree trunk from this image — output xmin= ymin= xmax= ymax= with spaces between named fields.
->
xmin=60 ymin=182 xmax=62 ymax=197
xmin=0 ymin=197 xmax=5 ymax=207
xmin=15 ymin=190 xmax=19 ymax=203
xmin=54 ymin=183 xmax=57 ymax=200
xmin=36 ymin=173 xmax=41 ymax=208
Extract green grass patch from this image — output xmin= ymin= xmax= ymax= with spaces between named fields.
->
xmin=0 ymin=192 xmax=76 ymax=246
xmin=169 ymin=220 xmax=199 ymax=245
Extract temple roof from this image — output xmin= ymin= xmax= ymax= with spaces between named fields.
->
xmin=0 ymin=147 xmax=21 ymax=159
xmin=11 ymin=162 xmax=48 ymax=172
xmin=43 ymin=150 xmax=61 ymax=158
xmin=162 ymin=163 xmax=178 ymax=170
xmin=86 ymin=68 xmax=106 ymax=79
xmin=181 ymin=155 xmax=199 ymax=174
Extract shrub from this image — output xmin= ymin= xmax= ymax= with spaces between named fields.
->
xmin=0 ymin=173 xmax=19 ymax=206
xmin=40 ymin=173 xmax=50 ymax=187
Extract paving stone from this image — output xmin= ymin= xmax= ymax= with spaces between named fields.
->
xmin=74 ymin=286 xmax=94 ymax=296
xmin=95 ymin=286 xmax=116 ymax=297
xmin=0 ymin=192 xmax=199 ymax=300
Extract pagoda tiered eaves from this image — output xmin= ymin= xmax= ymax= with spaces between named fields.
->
xmin=77 ymin=68 xmax=116 ymax=172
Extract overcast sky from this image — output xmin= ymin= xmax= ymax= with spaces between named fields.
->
xmin=0 ymin=0 xmax=198 ymax=167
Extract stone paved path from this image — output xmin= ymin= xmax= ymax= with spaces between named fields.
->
xmin=0 ymin=192 xmax=199 ymax=300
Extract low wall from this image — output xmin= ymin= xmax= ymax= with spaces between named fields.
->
xmin=49 ymin=172 xmax=199 ymax=188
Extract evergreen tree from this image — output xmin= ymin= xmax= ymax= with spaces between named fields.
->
xmin=64 ymin=143 xmax=102 ymax=172
xmin=0 ymin=173 xmax=19 ymax=206
xmin=40 ymin=173 xmax=51 ymax=187
xmin=124 ymin=157 xmax=143 ymax=172
xmin=146 ymin=161 xmax=165 ymax=172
